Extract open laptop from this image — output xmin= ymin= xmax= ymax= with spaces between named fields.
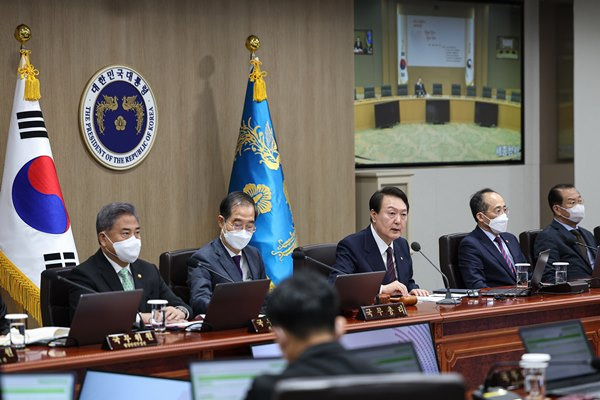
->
xmin=198 ymin=279 xmax=270 ymax=332
xmin=189 ymin=357 xmax=287 ymax=400
xmin=334 ymin=271 xmax=386 ymax=309
xmin=519 ymin=319 xmax=600 ymax=396
xmin=482 ymin=249 xmax=550 ymax=297
xmin=348 ymin=342 xmax=423 ymax=373
xmin=79 ymin=370 xmax=191 ymax=400
xmin=56 ymin=289 xmax=143 ymax=346
xmin=0 ymin=372 xmax=76 ymax=400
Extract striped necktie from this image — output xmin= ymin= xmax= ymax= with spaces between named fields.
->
xmin=494 ymin=236 xmax=515 ymax=277
xmin=383 ymin=247 xmax=397 ymax=284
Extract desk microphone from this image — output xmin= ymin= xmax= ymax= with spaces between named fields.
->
xmin=410 ymin=242 xmax=461 ymax=305
xmin=291 ymin=249 xmax=347 ymax=276
xmin=564 ymin=235 xmax=598 ymax=253
xmin=44 ymin=268 xmax=97 ymax=293
xmin=188 ymin=260 xmax=235 ymax=283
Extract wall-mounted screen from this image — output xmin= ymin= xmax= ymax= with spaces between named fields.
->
xmin=354 ymin=0 xmax=523 ymax=167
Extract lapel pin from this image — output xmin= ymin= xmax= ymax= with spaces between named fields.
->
xmin=137 ymin=274 xmax=142 ymax=279
xmin=400 ymin=256 xmax=404 ymax=260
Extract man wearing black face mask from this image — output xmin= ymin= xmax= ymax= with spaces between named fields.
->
xmin=68 ymin=203 xmax=191 ymax=324
xmin=534 ymin=184 xmax=597 ymax=283
xmin=458 ymin=188 xmax=527 ymax=289
xmin=187 ymin=192 xmax=266 ymax=317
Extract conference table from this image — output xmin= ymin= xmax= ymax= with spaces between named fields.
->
xmin=3 ymin=290 xmax=600 ymax=391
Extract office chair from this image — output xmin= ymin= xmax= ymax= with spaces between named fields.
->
xmin=159 ymin=248 xmax=197 ymax=305
xmin=432 ymin=83 xmax=443 ymax=95
xmin=397 ymin=84 xmax=408 ymax=96
xmin=292 ymin=243 xmax=337 ymax=278
xmin=438 ymin=233 xmax=469 ymax=288
xmin=496 ymin=88 xmax=506 ymax=100
xmin=363 ymin=86 xmax=375 ymax=99
xmin=519 ymin=229 xmax=542 ymax=265
xmin=381 ymin=85 xmax=392 ymax=97
xmin=510 ymin=91 xmax=521 ymax=103
xmin=451 ymin=83 xmax=461 ymax=96
xmin=594 ymin=226 xmax=600 ymax=245
xmin=482 ymin=86 xmax=492 ymax=98
xmin=274 ymin=373 xmax=465 ymax=400
xmin=40 ymin=266 xmax=75 ymax=326
xmin=466 ymin=85 xmax=476 ymax=97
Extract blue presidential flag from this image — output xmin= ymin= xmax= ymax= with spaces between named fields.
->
xmin=228 ymin=57 xmax=296 ymax=285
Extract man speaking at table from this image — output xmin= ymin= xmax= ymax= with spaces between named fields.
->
xmin=68 ymin=202 xmax=191 ymax=324
xmin=330 ymin=187 xmax=428 ymax=296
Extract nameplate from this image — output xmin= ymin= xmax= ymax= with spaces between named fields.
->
xmin=0 ymin=347 xmax=18 ymax=364
xmin=102 ymin=330 xmax=158 ymax=351
xmin=359 ymin=303 xmax=407 ymax=321
xmin=249 ymin=317 xmax=272 ymax=333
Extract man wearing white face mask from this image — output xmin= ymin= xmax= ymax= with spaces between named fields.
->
xmin=68 ymin=203 xmax=192 ymax=323
xmin=187 ymin=192 xmax=266 ymax=316
xmin=458 ymin=188 xmax=528 ymax=289
xmin=534 ymin=184 xmax=597 ymax=283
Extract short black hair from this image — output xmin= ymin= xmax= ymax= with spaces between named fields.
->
xmin=96 ymin=202 xmax=139 ymax=234
xmin=469 ymin=188 xmax=496 ymax=221
xmin=369 ymin=186 xmax=409 ymax=214
xmin=266 ymin=271 xmax=339 ymax=340
xmin=548 ymin=183 xmax=575 ymax=210
xmin=219 ymin=191 xmax=258 ymax=220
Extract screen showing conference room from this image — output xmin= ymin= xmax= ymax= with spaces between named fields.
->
xmin=354 ymin=0 xmax=523 ymax=166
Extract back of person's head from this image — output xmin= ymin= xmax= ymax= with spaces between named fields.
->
xmin=266 ymin=271 xmax=339 ymax=340
xmin=548 ymin=183 xmax=575 ymax=210
xmin=96 ymin=202 xmax=139 ymax=234
xmin=369 ymin=186 xmax=409 ymax=214
xmin=469 ymin=188 xmax=496 ymax=221
xmin=219 ymin=191 xmax=258 ymax=220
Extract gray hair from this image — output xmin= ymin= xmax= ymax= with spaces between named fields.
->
xmin=96 ymin=202 xmax=139 ymax=233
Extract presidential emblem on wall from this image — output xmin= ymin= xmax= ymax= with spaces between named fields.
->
xmin=79 ymin=65 xmax=157 ymax=170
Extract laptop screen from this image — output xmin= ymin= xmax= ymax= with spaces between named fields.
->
xmin=349 ymin=342 xmax=423 ymax=373
xmin=189 ymin=358 xmax=287 ymax=400
xmin=78 ymin=370 xmax=191 ymax=400
xmin=519 ymin=320 xmax=597 ymax=382
xmin=0 ymin=373 xmax=75 ymax=400
xmin=252 ymin=322 xmax=439 ymax=373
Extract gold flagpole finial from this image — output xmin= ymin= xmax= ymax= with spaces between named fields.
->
xmin=14 ymin=24 xmax=32 ymax=48
xmin=245 ymin=35 xmax=260 ymax=59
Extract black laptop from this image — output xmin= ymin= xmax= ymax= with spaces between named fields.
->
xmin=334 ymin=271 xmax=386 ymax=309
xmin=483 ymin=249 xmax=551 ymax=297
xmin=199 ymin=279 xmax=270 ymax=332
xmin=519 ymin=319 xmax=600 ymax=396
xmin=348 ymin=342 xmax=423 ymax=373
xmin=59 ymin=289 xmax=143 ymax=346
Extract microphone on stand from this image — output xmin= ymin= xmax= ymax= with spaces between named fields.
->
xmin=291 ymin=249 xmax=347 ymax=276
xmin=187 ymin=260 xmax=235 ymax=283
xmin=44 ymin=268 xmax=97 ymax=293
xmin=410 ymin=242 xmax=461 ymax=305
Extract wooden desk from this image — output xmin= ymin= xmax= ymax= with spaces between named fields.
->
xmin=3 ymin=292 xmax=600 ymax=391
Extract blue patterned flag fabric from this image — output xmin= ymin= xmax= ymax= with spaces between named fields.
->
xmin=228 ymin=57 xmax=296 ymax=285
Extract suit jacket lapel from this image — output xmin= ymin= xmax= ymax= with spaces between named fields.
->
xmin=364 ymin=227 xmax=386 ymax=272
xmin=130 ymin=262 xmax=145 ymax=290
xmin=94 ymin=250 xmax=126 ymax=291
xmin=475 ymin=228 xmax=513 ymax=277
xmin=552 ymin=221 xmax=592 ymax=268
xmin=501 ymin=234 xmax=521 ymax=264
xmin=213 ymin=239 xmax=243 ymax=281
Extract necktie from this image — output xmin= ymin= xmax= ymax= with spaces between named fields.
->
xmin=118 ymin=268 xmax=135 ymax=291
xmin=571 ymin=229 xmax=589 ymax=263
xmin=494 ymin=236 xmax=516 ymax=277
xmin=232 ymin=255 xmax=243 ymax=278
xmin=383 ymin=247 xmax=396 ymax=284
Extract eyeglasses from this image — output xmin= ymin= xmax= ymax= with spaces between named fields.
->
xmin=485 ymin=207 xmax=509 ymax=217
xmin=226 ymin=221 xmax=256 ymax=233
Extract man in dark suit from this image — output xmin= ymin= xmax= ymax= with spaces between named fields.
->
xmin=534 ymin=184 xmax=596 ymax=283
xmin=331 ymin=186 xmax=428 ymax=296
xmin=68 ymin=203 xmax=191 ymax=324
xmin=245 ymin=271 xmax=381 ymax=400
xmin=415 ymin=77 xmax=427 ymax=97
xmin=458 ymin=188 xmax=527 ymax=289
xmin=187 ymin=191 xmax=266 ymax=316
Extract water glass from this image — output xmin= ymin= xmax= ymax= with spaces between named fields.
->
xmin=515 ymin=263 xmax=530 ymax=288
xmin=553 ymin=262 xmax=568 ymax=284
xmin=520 ymin=353 xmax=550 ymax=400
xmin=148 ymin=299 xmax=168 ymax=333
xmin=5 ymin=314 xmax=28 ymax=349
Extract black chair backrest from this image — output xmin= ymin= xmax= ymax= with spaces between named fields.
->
xmin=510 ymin=91 xmax=521 ymax=103
xmin=381 ymin=85 xmax=392 ymax=97
xmin=466 ymin=85 xmax=476 ymax=97
xmin=292 ymin=244 xmax=337 ymax=278
xmin=496 ymin=88 xmax=506 ymax=100
xmin=397 ymin=84 xmax=408 ymax=96
xmin=364 ymin=86 xmax=375 ymax=99
xmin=519 ymin=230 xmax=542 ymax=265
xmin=451 ymin=83 xmax=461 ymax=96
xmin=482 ymin=86 xmax=492 ymax=98
xmin=432 ymin=83 xmax=443 ymax=95
xmin=40 ymin=266 xmax=75 ymax=326
xmin=595 ymin=226 xmax=600 ymax=245
xmin=438 ymin=233 xmax=469 ymax=289
xmin=159 ymin=248 xmax=197 ymax=305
